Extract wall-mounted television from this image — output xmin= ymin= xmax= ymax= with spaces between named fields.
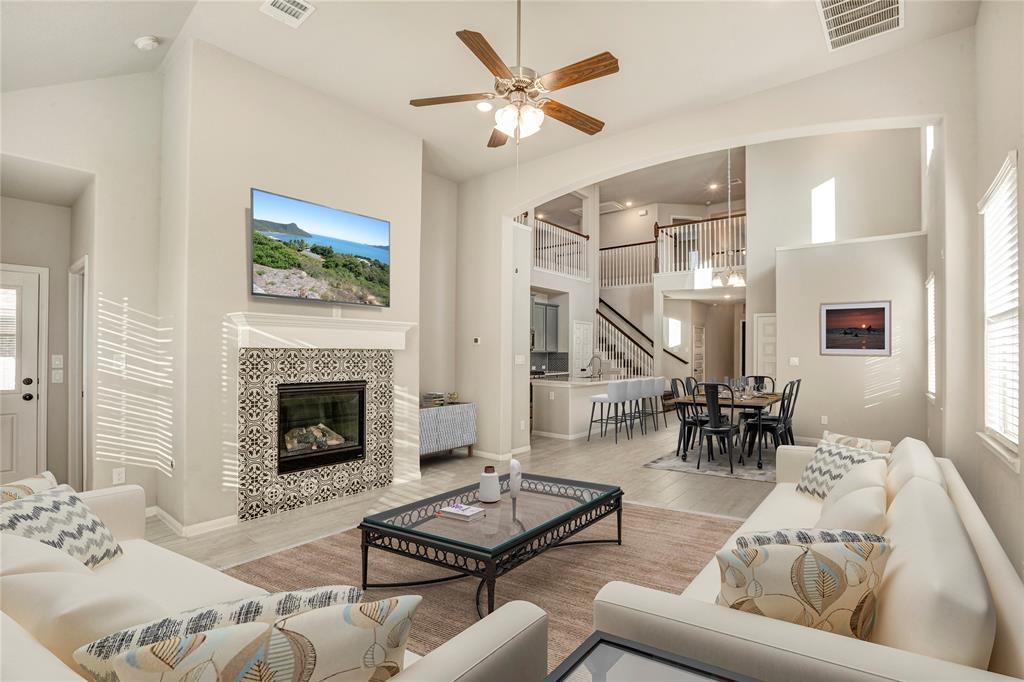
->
xmin=250 ymin=188 xmax=390 ymax=307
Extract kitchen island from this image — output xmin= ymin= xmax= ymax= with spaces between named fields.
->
xmin=531 ymin=376 xmax=610 ymax=440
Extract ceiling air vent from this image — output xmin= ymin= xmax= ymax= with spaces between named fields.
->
xmin=260 ymin=0 xmax=315 ymax=28
xmin=817 ymin=0 xmax=903 ymax=51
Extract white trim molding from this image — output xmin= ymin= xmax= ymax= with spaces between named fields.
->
xmin=977 ymin=431 xmax=1022 ymax=474
xmin=148 ymin=505 xmax=239 ymax=538
xmin=226 ymin=312 xmax=415 ymax=350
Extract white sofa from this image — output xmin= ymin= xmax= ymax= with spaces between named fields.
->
xmin=0 ymin=485 xmax=548 ymax=682
xmin=595 ymin=439 xmax=1024 ymax=681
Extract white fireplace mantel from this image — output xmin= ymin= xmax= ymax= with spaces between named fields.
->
xmin=227 ymin=312 xmax=416 ymax=350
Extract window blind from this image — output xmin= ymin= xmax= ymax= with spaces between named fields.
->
xmin=926 ymin=275 xmax=936 ymax=398
xmin=981 ymin=153 xmax=1019 ymax=448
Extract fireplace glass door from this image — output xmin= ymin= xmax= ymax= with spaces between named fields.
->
xmin=277 ymin=380 xmax=366 ymax=474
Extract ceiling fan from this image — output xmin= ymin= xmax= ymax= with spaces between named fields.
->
xmin=409 ymin=0 xmax=619 ymax=148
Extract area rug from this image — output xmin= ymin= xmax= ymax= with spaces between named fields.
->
xmin=645 ymin=445 xmax=777 ymax=482
xmin=225 ymin=503 xmax=740 ymax=672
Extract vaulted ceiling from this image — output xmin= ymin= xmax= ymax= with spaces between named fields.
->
xmin=1 ymin=1 xmax=979 ymax=181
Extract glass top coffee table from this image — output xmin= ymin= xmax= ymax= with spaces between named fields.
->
xmin=359 ymin=473 xmax=623 ymax=617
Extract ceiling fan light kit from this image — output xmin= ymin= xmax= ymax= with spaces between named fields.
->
xmin=409 ymin=0 xmax=618 ymax=148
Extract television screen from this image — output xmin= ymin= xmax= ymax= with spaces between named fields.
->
xmin=250 ymin=188 xmax=390 ymax=307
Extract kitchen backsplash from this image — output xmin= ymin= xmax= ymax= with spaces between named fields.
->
xmin=531 ymin=351 xmax=569 ymax=373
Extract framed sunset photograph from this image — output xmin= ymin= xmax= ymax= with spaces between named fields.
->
xmin=820 ymin=301 xmax=891 ymax=356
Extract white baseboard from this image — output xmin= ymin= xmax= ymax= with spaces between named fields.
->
xmin=510 ymin=445 xmax=531 ymax=455
xmin=471 ymin=449 xmax=512 ymax=462
xmin=530 ymin=430 xmax=589 ymax=441
xmin=148 ymin=505 xmax=238 ymax=538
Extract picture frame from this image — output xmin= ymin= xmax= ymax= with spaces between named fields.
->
xmin=820 ymin=301 xmax=891 ymax=356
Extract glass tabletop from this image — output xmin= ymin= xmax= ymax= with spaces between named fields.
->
xmin=361 ymin=474 xmax=620 ymax=554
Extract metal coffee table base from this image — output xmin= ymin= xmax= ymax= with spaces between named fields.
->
xmin=360 ymin=493 xmax=623 ymax=619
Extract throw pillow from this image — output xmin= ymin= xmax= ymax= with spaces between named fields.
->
xmin=796 ymin=440 xmax=886 ymax=500
xmin=823 ymin=430 xmax=892 ymax=455
xmin=734 ymin=528 xmax=888 ymax=549
xmin=815 ymin=486 xmax=887 ymax=534
xmin=0 ymin=485 xmax=122 ymax=568
xmin=1 ymin=470 xmax=58 ymax=503
xmin=823 ymin=460 xmax=887 ymax=500
xmin=716 ymin=538 xmax=891 ymax=639
xmin=74 ymin=585 xmax=363 ymax=675
xmin=85 ymin=596 xmax=422 ymax=682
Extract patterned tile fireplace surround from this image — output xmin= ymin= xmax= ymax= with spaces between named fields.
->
xmin=229 ymin=314 xmax=414 ymax=522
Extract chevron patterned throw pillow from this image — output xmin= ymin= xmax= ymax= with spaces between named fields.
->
xmin=796 ymin=440 xmax=887 ymax=500
xmin=0 ymin=484 xmax=122 ymax=568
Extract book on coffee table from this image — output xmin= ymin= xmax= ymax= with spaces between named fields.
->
xmin=437 ymin=503 xmax=485 ymax=521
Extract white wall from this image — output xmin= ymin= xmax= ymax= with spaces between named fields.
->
xmin=0 ymin=196 xmax=71 ymax=483
xmin=2 ymin=73 xmax=165 ymax=504
xmin=745 ymin=128 xmax=922 ymax=333
xmin=161 ymin=40 xmax=423 ymax=525
xmin=420 ymin=172 xmax=457 ymax=394
xmin=972 ymin=0 xmax=1024 ymax=574
xmin=600 ymin=202 xmax=708 ymax=248
xmin=776 ymin=234 xmax=927 ymax=444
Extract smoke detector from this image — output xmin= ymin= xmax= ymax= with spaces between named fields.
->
xmin=817 ymin=0 xmax=903 ymax=51
xmin=133 ymin=36 xmax=161 ymax=52
xmin=260 ymin=0 xmax=316 ymax=28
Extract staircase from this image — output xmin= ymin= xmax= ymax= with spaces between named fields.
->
xmin=595 ymin=299 xmax=690 ymax=379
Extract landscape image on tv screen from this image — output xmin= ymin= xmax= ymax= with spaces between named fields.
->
xmin=250 ymin=189 xmax=390 ymax=307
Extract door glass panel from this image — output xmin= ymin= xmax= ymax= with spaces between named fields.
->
xmin=0 ymin=287 xmax=17 ymax=391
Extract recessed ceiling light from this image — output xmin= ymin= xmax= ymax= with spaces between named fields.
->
xmin=724 ymin=294 xmax=732 ymax=299
xmin=536 ymin=213 xmax=545 ymax=219
xmin=476 ymin=101 xmax=494 ymax=113
xmin=133 ymin=36 xmax=161 ymax=52
xmin=624 ymin=201 xmax=633 ymax=207
xmin=708 ymin=183 xmax=719 ymax=190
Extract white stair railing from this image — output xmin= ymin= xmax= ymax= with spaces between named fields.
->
xmin=595 ymin=312 xmax=652 ymax=377
xmin=656 ymin=215 xmax=747 ymax=273
xmin=532 ymin=219 xmax=589 ymax=280
xmin=600 ymin=241 xmax=655 ymax=287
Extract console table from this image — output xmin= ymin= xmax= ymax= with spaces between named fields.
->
xmin=420 ymin=402 xmax=477 ymax=456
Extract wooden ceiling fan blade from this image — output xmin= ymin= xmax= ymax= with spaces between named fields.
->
xmin=539 ymin=52 xmax=619 ymax=92
xmin=410 ymin=93 xmax=494 ymax=107
xmin=543 ymin=100 xmax=604 ymax=135
xmin=457 ymin=30 xmax=515 ymax=80
xmin=487 ymin=128 xmax=509 ymax=148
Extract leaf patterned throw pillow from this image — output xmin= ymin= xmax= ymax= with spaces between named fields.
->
xmin=74 ymin=585 xmax=362 ymax=676
xmin=797 ymin=440 xmax=887 ymax=500
xmin=716 ymin=537 xmax=891 ymax=639
xmin=92 ymin=596 xmax=421 ymax=682
xmin=0 ymin=484 xmax=122 ymax=567
xmin=1 ymin=470 xmax=58 ymax=503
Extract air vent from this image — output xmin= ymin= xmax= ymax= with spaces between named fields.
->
xmin=817 ymin=0 xmax=903 ymax=51
xmin=260 ymin=0 xmax=315 ymax=28
xmin=570 ymin=201 xmax=626 ymax=217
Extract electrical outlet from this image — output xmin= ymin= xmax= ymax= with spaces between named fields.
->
xmin=519 ymin=420 xmax=525 ymax=431
xmin=51 ymin=369 xmax=64 ymax=384
xmin=789 ymin=357 xmax=800 ymax=367
xmin=112 ymin=467 xmax=126 ymax=485
xmin=820 ymin=416 xmax=829 ymax=425
xmin=51 ymin=354 xmax=64 ymax=369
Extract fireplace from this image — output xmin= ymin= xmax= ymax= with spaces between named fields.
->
xmin=277 ymin=380 xmax=366 ymax=475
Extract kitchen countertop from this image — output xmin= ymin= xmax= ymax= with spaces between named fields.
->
xmin=530 ymin=376 xmax=610 ymax=387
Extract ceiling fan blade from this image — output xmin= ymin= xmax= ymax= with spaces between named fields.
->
xmin=410 ymin=93 xmax=494 ymax=107
xmin=457 ymin=30 xmax=514 ymax=80
xmin=542 ymin=100 xmax=605 ymax=135
xmin=539 ymin=52 xmax=619 ymax=92
xmin=487 ymin=128 xmax=509 ymax=148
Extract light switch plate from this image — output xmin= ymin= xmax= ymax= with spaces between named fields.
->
xmin=51 ymin=369 xmax=64 ymax=384
xmin=51 ymin=354 xmax=64 ymax=369
xmin=548 ymin=391 xmax=555 ymax=400
xmin=112 ymin=467 xmax=126 ymax=485
xmin=820 ymin=416 xmax=829 ymax=425
xmin=789 ymin=357 xmax=800 ymax=366
xmin=514 ymin=354 xmax=525 ymax=365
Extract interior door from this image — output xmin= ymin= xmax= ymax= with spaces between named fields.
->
xmin=754 ymin=313 xmax=778 ymax=379
xmin=1 ymin=267 xmax=42 ymax=483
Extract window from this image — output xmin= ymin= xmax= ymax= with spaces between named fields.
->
xmin=926 ymin=274 xmax=936 ymax=398
xmin=981 ymin=152 xmax=1019 ymax=450
xmin=811 ymin=177 xmax=836 ymax=244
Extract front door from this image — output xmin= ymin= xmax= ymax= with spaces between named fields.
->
xmin=1 ymin=266 xmax=42 ymax=483
xmin=754 ymin=313 xmax=778 ymax=378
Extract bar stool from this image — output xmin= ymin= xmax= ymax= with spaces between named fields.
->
xmin=626 ymin=378 xmax=646 ymax=435
xmin=588 ymin=380 xmax=632 ymax=443
xmin=653 ymin=376 xmax=668 ymax=428
xmin=638 ymin=377 xmax=660 ymax=432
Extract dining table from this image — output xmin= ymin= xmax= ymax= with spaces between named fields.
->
xmin=665 ymin=392 xmax=784 ymax=468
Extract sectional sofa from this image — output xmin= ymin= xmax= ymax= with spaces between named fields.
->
xmin=0 ymin=484 xmax=548 ymax=682
xmin=595 ymin=438 xmax=1024 ymax=681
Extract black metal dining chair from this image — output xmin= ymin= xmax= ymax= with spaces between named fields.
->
xmin=672 ymin=377 xmax=708 ymax=459
xmin=743 ymin=378 xmax=798 ymax=457
xmin=738 ymin=375 xmax=776 ymax=442
xmin=695 ymin=383 xmax=741 ymax=473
